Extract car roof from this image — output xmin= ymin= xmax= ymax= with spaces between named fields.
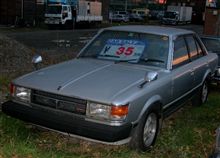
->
xmin=103 ymin=25 xmax=194 ymax=37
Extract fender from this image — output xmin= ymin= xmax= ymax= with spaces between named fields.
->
xmin=202 ymin=69 xmax=212 ymax=84
xmin=134 ymin=95 xmax=162 ymax=125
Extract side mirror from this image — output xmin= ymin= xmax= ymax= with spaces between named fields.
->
xmin=145 ymin=71 xmax=158 ymax=82
xmin=32 ymin=55 xmax=42 ymax=70
xmin=139 ymin=72 xmax=158 ymax=88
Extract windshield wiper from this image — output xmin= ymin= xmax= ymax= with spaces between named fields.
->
xmin=98 ymin=54 xmax=120 ymax=58
xmin=140 ymin=58 xmax=165 ymax=63
xmin=114 ymin=59 xmax=138 ymax=64
xmin=78 ymin=55 xmax=97 ymax=59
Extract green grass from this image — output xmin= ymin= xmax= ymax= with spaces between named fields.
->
xmin=0 ymin=83 xmax=220 ymax=158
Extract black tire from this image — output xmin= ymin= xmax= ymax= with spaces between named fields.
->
xmin=192 ymin=80 xmax=209 ymax=106
xmin=217 ymin=82 xmax=220 ymax=88
xmin=129 ymin=108 xmax=159 ymax=151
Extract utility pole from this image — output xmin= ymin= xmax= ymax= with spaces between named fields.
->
xmin=21 ymin=0 xmax=24 ymax=19
xmin=216 ymin=13 xmax=220 ymax=36
xmin=217 ymin=0 xmax=220 ymax=35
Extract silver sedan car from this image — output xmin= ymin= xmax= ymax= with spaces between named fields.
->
xmin=2 ymin=26 xmax=218 ymax=151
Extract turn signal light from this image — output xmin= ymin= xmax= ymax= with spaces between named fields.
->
xmin=111 ymin=105 xmax=129 ymax=116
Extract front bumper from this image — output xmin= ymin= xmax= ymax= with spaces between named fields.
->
xmin=45 ymin=19 xmax=61 ymax=25
xmin=2 ymin=101 xmax=132 ymax=143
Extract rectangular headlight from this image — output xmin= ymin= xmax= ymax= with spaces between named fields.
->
xmin=86 ymin=102 xmax=129 ymax=121
xmin=11 ymin=84 xmax=31 ymax=103
xmin=86 ymin=102 xmax=111 ymax=120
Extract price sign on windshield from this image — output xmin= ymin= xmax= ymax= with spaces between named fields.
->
xmin=99 ymin=39 xmax=146 ymax=61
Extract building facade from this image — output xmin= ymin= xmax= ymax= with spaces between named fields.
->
xmin=0 ymin=0 xmax=21 ymax=25
xmin=0 ymin=0 xmax=37 ymax=26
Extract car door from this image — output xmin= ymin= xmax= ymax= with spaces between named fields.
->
xmin=185 ymin=35 xmax=208 ymax=87
xmin=171 ymin=36 xmax=195 ymax=102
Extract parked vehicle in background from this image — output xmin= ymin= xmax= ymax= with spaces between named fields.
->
xmin=45 ymin=0 xmax=103 ymax=29
xmin=162 ymin=6 xmax=192 ymax=25
xmin=131 ymin=8 xmax=150 ymax=19
xmin=148 ymin=10 xmax=159 ymax=20
xmin=2 ymin=26 xmax=218 ymax=152
xmin=109 ymin=11 xmax=130 ymax=23
xmin=113 ymin=11 xmax=129 ymax=16
xmin=109 ymin=14 xmax=129 ymax=23
xmin=129 ymin=14 xmax=144 ymax=22
xmin=201 ymin=36 xmax=220 ymax=84
xmin=148 ymin=10 xmax=165 ymax=20
xmin=156 ymin=11 xmax=164 ymax=20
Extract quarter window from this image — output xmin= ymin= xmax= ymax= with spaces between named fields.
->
xmin=173 ymin=37 xmax=190 ymax=68
xmin=195 ymin=40 xmax=203 ymax=56
xmin=185 ymin=36 xmax=198 ymax=60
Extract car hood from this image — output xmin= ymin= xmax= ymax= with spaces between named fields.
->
xmin=14 ymin=59 xmax=161 ymax=103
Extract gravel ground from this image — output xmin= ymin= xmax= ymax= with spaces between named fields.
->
xmin=0 ymin=34 xmax=33 ymax=75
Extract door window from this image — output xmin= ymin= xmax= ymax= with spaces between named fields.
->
xmin=185 ymin=36 xmax=199 ymax=60
xmin=195 ymin=40 xmax=204 ymax=56
xmin=172 ymin=37 xmax=190 ymax=68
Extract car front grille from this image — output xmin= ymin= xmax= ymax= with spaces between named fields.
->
xmin=31 ymin=90 xmax=87 ymax=115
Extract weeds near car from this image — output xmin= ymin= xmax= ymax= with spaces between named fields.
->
xmin=0 ymin=79 xmax=219 ymax=158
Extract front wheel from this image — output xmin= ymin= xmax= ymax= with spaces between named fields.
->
xmin=130 ymin=110 xmax=159 ymax=151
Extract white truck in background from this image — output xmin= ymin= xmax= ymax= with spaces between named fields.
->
xmin=45 ymin=0 xmax=103 ymax=29
xmin=162 ymin=5 xmax=192 ymax=25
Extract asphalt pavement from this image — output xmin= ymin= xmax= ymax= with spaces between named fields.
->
xmin=4 ymin=29 xmax=98 ymax=57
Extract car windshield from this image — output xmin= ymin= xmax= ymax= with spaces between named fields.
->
xmin=164 ymin=11 xmax=177 ymax=19
xmin=79 ymin=30 xmax=169 ymax=68
xmin=46 ymin=6 xmax=62 ymax=14
xmin=201 ymin=37 xmax=220 ymax=54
